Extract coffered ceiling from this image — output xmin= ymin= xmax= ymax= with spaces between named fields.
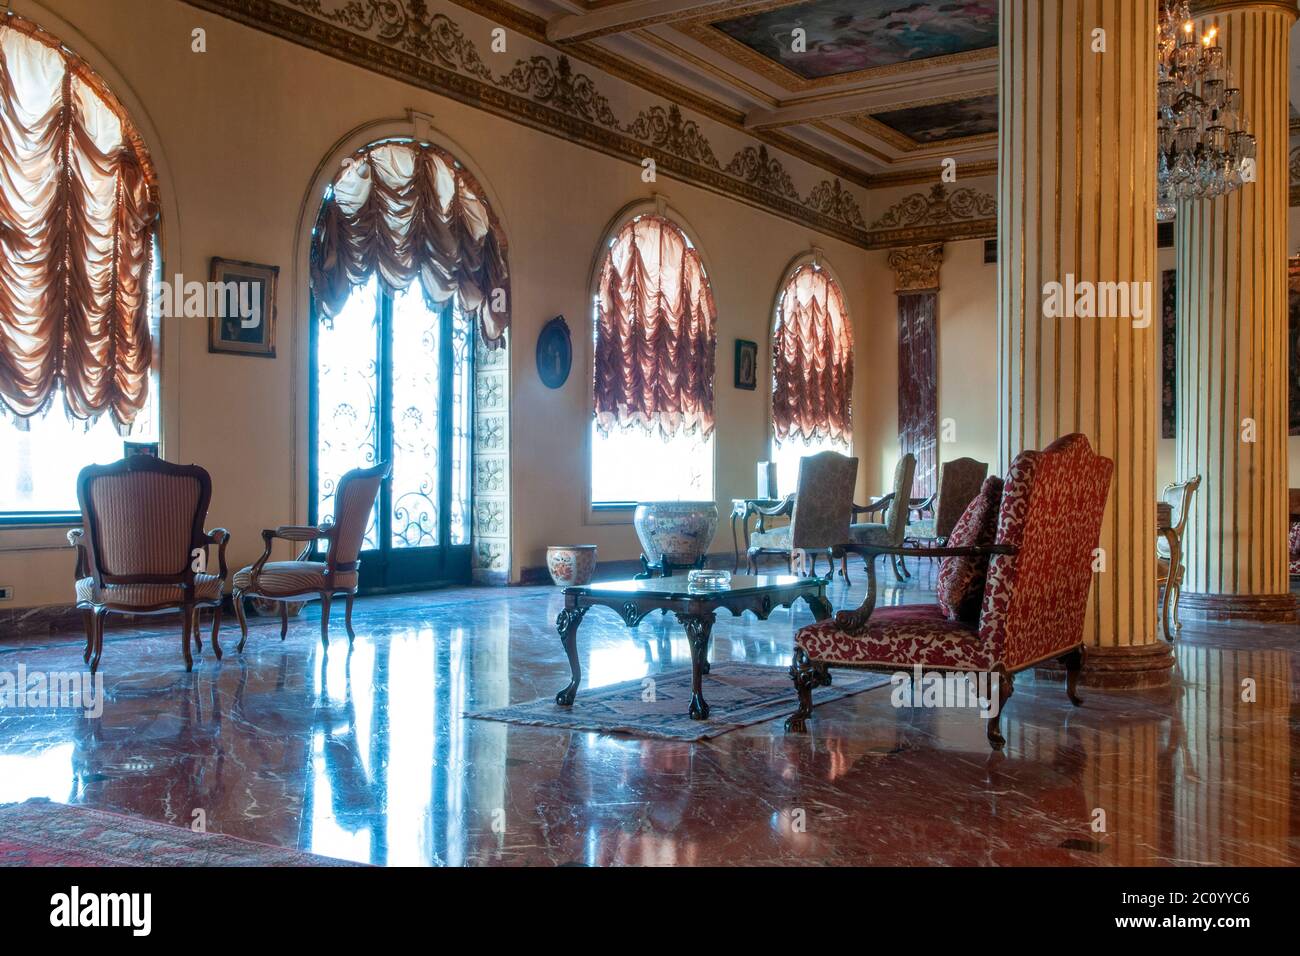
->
xmin=525 ymin=0 xmax=1000 ymax=182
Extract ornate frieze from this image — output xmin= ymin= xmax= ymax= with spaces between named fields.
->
xmin=183 ymin=0 xmax=873 ymax=245
xmin=867 ymin=183 xmax=996 ymax=249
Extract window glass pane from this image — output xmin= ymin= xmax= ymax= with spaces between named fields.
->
xmin=317 ymin=274 xmax=380 ymax=550
xmin=449 ymin=304 xmax=472 ymax=545
xmin=770 ymin=436 xmax=849 ymax=499
xmin=591 ymin=423 xmax=714 ymax=504
xmin=389 ymin=285 xmax=440 ymax=549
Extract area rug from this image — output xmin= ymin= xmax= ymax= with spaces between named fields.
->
xmin=0 ymin=800 xmax=363 ymax=866
xmin=465 ymin=663 xmax=891 ymax=741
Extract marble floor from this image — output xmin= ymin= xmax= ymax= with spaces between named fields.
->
xmin=0 ymin=565 xmax=1296 ymax=866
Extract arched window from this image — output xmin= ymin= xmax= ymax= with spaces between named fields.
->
xmin=308 ymin=138 xmax=509 ymax=588
xmin=770 ymin=262 xmax=853 ymax=495
xmin=0 ymin=15 xmax=160 ymax=520
xmin=591 ymin=214 xmax=717 ymax=506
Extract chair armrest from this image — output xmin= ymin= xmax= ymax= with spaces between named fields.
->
xmin=910 ymin=494 xmax=936 ymax=520
xmin=753 ymin=495 xmax=794 ymax=519
xmin=202 ymin=528 xmax=230 ymax=581
xmin=67 ymin=528 xmax=89 ymax=581
xmin=273 ymin=525 xmax=326 ymax=542
xmin=851 ymin=495 xmax=892 ymax=522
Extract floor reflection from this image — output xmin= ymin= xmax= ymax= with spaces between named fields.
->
xmin=0 ymin=571 xmax=1295 ymax=866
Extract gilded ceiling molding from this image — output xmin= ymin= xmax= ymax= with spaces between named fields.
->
xmin=888 ymin=243 xmax=944 ymax=294
xmin=1190 ymin=0 xmax=1299 ymax=17
xmin=181 ymin=0 xmax=873 ymax=245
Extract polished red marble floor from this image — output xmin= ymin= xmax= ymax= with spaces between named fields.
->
xmin=0 ymin=567 xmax=1296 ymax=866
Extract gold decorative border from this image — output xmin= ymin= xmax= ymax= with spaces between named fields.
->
xmin=182 ymin=0 xmax=872 ymax=245
xmin=865 ymin=183 xmax=996 ymax=249
xmin=865 ymin=218 xmax=995 ymax=251
xmin=847 ymin=113 xmax=998 ymax=154
xmin=675 ymin=9 xmax=998 ymax=95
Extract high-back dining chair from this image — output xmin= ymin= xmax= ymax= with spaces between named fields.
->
xmin=746 ymin=451 xmax=858 ymax=577
xmin=233 ymin=461 xmax=389 ymax=652
xmin=846 ymin=453 xmax=916 ymax=582
xmin=909 ymin=457 xmax=989 ymax=544
xmin=69 ymin=457 xmax=229 ymax=675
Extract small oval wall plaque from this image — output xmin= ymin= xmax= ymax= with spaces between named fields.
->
xmin=536 ymin=315 xmax=572 ymax=389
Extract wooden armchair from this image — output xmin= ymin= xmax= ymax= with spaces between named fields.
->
xmin=907 ymin=457 xmax=989 ymax=545
xmin=746 ymin=451 xmax=858 ymax=577
xmin=1156 ymin=475 xmax=1200 ymax=640
xmin=69 ymin=457 xmax=229 ymax=675
xmin=786 ymin=434 xmax=1113 ymax=749
xmin=233 ymin=462 xmax=389 ymax=652
xmin=845 ymin=454 xmax=916 ymax=583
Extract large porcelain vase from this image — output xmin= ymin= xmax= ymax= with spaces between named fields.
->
xmin=633 ymin=501 xmax=718 ymax=567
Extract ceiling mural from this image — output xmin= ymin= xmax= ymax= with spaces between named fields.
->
xmin=710 ymin=0 xmax=1000 ymax=81
xmin=870 ymin=93 xmax=999 ymax=145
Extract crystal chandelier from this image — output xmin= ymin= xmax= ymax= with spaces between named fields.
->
xmin=1156 ymin=0 xmax=1254 ymax=221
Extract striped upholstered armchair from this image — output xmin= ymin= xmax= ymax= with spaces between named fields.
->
xmin=233 ymin=462 xmax=389 ymax=652
xmin=787 ymin=434 xmax=1113 ymax=749
xmin=69 ymin=457 xmax=229 ymax=675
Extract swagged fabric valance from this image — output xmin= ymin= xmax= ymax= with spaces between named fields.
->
xmin=772 ymin=264 xmax=854 ymax=446
xmin=594 ymin=215 xmax=717 ymax=439
xmin=309 ymin=141 xmax=510 ymax=348
xmin=0 ymin=16 xmax=159 ymax=430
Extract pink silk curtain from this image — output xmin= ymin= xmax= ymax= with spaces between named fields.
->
xmin=310 ymin=141 xmax=510 ymax=348
xmin=771 ymin=264 xmax=853 ymax=445
xmin=593 ymin=216 xmax=717 ymax=438
xmin=0 ymin=17 xmax=158 ymax=430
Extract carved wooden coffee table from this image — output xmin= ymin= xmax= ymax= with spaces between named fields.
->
xmin=554 ymin=574 xmax=832 ymax=720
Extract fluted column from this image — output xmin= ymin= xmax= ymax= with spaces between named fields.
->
xmin=1176 ymin=0 xmax=1298 ymax=623
xmin=999 ymin=0 xmax=1172 ymax=686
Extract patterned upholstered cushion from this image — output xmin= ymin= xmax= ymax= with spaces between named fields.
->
xmin=1289 ymin=522 xmax=1300 ymax=575
xmin=978 ymin=434 xmax=1112 ymax=670
xmin=849 ymin=522 xmax=893 ymax=547
xmin=795 ymin=605 xmax=990 ymax=671
xmin=935 ymin=476 xmax=1004 ymax=624
xmin=749 ymin=526 xmax=792 ymax=550
xmin=76 ymin=574 xmax=223 ymax=608
xmin=233 ymin=561 xmax=357 ymax=596
xmin=906 ymin=518 xmax=936 ymax=540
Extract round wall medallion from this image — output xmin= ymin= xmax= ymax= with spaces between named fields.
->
xmin=536 ymin=315 xmax=572 ymax=389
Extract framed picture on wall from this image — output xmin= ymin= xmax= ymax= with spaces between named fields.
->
xmin=207 ymin=258 xmax=278 ymax=358
xmin=735 ymin=339 xmax=758 ymax=390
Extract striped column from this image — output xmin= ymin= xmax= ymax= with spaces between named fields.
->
xmin=998 ymin=0 xmax=1173 ymax=686
xmin=1176 ymin=0 xmax=1298 ymax=623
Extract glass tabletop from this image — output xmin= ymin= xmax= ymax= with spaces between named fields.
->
xmin=565 ymin=574 xmax=819 ymax=599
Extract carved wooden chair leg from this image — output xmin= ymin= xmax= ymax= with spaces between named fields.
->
xmin=82 ymin=610 xmax=94 ymax=665
xmin=280 ymin=601 xmax=289 ymax=640
xmin=210 ymin=603 xmax=224 ymax=661
xmin=986 ymin=670 xmax=1014 ymax=750
xmin=233 ymin=589 xmax=250 ymax=653
xmin=344 ymin=592 xmax=356 ymax=642
xmin=1171 ymin=566 xmax=1185 ymax=632
xmin=88 ymin=608 xmax=107 ymax=675
xmin=192 ymin=607 xmax=203 ymax=653
xmin=319 ymin=593 xmax=332 ymax=648
xmin=1059 ymin=646 xmax=1085 ymax=706
xmin=839 ymin=552 xmax=851 ymax=586
xmin=181 ymin=605 xmax=195 ymax=673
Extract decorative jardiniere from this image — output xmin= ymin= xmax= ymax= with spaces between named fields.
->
xmin=633 ymin=501 xmax=718 ymax=577
xmin=546 ymin=545 xmax=598 ymax=586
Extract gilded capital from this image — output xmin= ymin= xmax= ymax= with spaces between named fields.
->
xmin=888 ymin=243 xmax=944 ymax=293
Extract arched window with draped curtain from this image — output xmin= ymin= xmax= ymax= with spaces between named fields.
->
xmin=308 ymin=137 xmax=509 ymax=588
xmin=769 ymin=262 xmax=853 ymax=495
xmin=590 ymin=214 xmax=718 ymax=506
xmin=0 ymin=14 xmax=160 ymax=520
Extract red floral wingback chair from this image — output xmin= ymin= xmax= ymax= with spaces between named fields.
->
xmin=788 ymin=433 xmax=1113 ymax=749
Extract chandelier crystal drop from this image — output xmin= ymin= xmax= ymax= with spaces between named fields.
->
xmin=1156 ymin=0 xmax=1254 ymax=221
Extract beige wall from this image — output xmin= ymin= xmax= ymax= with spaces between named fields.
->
xmin=0 ymin=0 xmax=877 ymax=609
